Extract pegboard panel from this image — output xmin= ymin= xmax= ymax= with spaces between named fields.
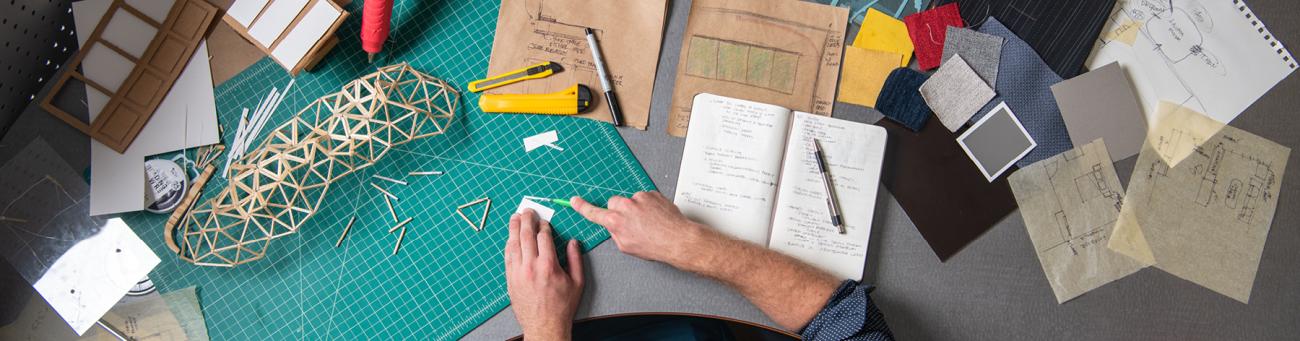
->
xmin=0 ymin=0 xmax=77 ymax=137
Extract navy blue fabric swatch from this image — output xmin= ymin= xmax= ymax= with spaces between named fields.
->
xmin=876 ymin=68 xmax=931 ymax=132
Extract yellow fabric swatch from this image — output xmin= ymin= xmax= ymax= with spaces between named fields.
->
xmin=837 ymin=46 xmax=900 ymax=107
xmin=853 ymin=8 xmax=913 ymax=67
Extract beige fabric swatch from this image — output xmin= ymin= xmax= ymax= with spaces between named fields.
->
xmin=920 ymin=55 xmax=995 ymax=132
xmin=1010 ymin=139 xmax=1145 ymax=303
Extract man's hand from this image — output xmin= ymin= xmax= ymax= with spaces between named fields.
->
xmin=570 ymin=192 xmax=707 ymax=268
xmin=504 ymin=210 xmax=584 ymax=341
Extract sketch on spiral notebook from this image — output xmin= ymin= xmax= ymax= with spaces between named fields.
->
xmin=1087 ymin=0 xmax=1296 ymax=125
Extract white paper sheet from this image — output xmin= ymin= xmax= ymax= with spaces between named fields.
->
xmin=100 ymin=9 xmax=156 ymax=58
xmin=33 ymin=219 xmax=161 ymax=335
xmin=247 ymin=0 xmax=309 ymax=47
xmin=227 ymin=0 xmax=271 ymax=27
xmin=1087 ymin=0 xmax=1297 ymax=125
xmin=523 ymin=130 xmax=562 ymax=152
xmin=270 ymin=0 xmax=338 ymax=68
xmin=675 ymin=94 xmax=792 ymax=245
xmin=516 ymin=197 xmax=557 ymax=222
xmin=76 ymin=0 xmax=220 ymax=215
xmin=767 ymin=112 xmax=886 ymax=281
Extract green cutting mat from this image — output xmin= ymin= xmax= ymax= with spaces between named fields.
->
xmin=120 ymin=0 xmax=655 ymax=339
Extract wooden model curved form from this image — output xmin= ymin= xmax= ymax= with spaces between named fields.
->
xmin=165 ymin=63 xmax=459 ymax=267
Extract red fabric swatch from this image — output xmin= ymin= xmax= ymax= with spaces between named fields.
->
xmin=904 ymin=3 xmax=965 ymax=71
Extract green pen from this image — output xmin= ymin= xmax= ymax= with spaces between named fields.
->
xmin=548 ymin=198 xmax=572 ymax=208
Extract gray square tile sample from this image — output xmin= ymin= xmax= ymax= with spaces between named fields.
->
xmin=1050 ymin=62 xmax=1147 ymax=160
xmin=921 ymin=55 xmax=996 ymax=132
xmin=942 ymin=26 xmax=1004 ymax=87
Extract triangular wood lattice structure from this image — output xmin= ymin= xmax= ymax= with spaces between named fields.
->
xmin=165 ymin=63 xmax=459 ymax=267
xmin=455 ymin=197 xmax=491 ymax=232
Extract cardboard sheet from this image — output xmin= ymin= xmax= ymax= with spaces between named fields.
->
xmin=878 ymin=117 xmax=1018 ymax=261
xmin=1009 ymin=139 xmax=1146 ymax=303
xmin=75 ymin=0 xmax=220 ymax=215
xmin=1051 ymin=62 xmax=1147 ymax=161
xmin=838 ymin=46 xmax=902 ymax=108
xmin=852 ymin=8 xmax=914 ymax=67
xmin=1087 ymin=0 xmax=1297 ymax=125
xmin=935 ymin=0 xmax=1116 ymax=78
xmin=971 ymin=18 xmax=1073 ymax=168
xmin=921 ymin=55 xmax=995 ymax=132
xmin=667 ymin=0 xmax=847 ymax=137
xmin=488 ymin=0 xmax=668 ymax=130
xmin=903 ymin=3 xmax=964 ymax=71
xmin=1110 ymin=125 xmax=1289 ymax=303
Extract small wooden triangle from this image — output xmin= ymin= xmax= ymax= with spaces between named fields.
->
xmin=455 ymin=197 xmax=491 ymax=232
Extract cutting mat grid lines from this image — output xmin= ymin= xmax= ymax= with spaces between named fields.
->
xmin=119 ymin=0 xmax=655 ymax=339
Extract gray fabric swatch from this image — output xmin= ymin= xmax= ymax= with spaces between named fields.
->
xmin=921 ymin=55 xmax=996 ymax=132
xmin=970 ymin=18 xmax=1072 ymax=168
xmin=942 ymin=26 xmax=1003 ymax=87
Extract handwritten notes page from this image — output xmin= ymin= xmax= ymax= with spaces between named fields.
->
xmin=675 ymin=94 xmax=886 ymax=280
xmin=676 ymin=94 xmax=791 ymax=245
xmin=768 ymin=112 xmax=886 ymax=281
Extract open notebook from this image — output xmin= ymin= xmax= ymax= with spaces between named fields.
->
xmin=675 ymin=93 xmax=887 ymax=280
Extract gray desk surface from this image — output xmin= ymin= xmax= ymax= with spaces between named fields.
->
xmin=466 ymin=0 xmax=1300 ymax=339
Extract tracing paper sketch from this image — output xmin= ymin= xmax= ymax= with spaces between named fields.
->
xmin=1087 ymin=0 xmax=1296 ymax=125
xmin=1110 ymin=125 xmax=1288 ymax=303
xmin=1009 ymin=139 xmax=1144 ymax=303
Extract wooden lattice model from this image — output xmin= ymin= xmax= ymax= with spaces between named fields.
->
xmin=164 ymin=63 xmax=459 ymax=267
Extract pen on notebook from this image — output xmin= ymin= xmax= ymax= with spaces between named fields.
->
xmin=812 ymin=139 xmax=846 ymax=234
xmin=584 ymin=27 xmax=624 ymax=127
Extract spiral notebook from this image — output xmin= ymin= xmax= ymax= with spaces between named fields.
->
xmin=1087 ymin=0 xmax=1296 ymax=125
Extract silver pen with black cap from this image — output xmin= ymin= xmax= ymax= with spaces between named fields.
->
xmin=812 ymin=139 xmax=845 ymax=234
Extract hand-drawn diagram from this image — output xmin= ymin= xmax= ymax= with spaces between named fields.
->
xmin=668 ymin=0 xmax=847 ymax=137
xmin=1089 ymin=0 xmax=1296 ymax=124
xmin=1116 ymin=124 xmax=1289 ymax=303
xmin=1009 ymin=139 xmax=1144 ymax=303
xmin=685 ymin=37 xmax=800 ymax=94
xmin=486 ymin=0 xmax=669 ymax=129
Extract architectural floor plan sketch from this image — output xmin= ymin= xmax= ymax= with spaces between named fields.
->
xmin=1087 ymin=0 xmax=1296 ymax=125
xmin=487 ymin=0 xmax=669 ymax=129
xmin=668 ymin=0 xmax=848 ymax=137
xmin=1009 ymin=139 xmax=1145 ymax=303
xmin=1110 ymin=125 xmax=1289 ymax=303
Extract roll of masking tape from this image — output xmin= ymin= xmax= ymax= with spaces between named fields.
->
xmin=144 ymin=159 xmax=188 ymax=214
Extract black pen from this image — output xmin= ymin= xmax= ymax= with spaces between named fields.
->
xmin=812 ymin=139 xmax=845 ymax=234
xmin=584 ymin=28 xmax=623 ymax=126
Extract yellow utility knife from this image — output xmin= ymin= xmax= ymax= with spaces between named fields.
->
xmin=468 ymin=61 xmax=564 ymax=93
xmin=479 ymin=84 xmax=594 ymax=115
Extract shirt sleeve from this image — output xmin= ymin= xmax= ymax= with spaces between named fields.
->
xmin=799 ymin=280 xmax=895 ymax=341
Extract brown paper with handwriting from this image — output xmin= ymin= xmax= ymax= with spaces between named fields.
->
xmin=486 ymin=0 xmax=669 ymax=129
xmin=666 ymin=0 xmax=848 ymax=137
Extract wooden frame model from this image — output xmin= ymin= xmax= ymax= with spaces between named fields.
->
xmin=223 ymin=0 xmax=351 ymax=75
xmin=41 ymin=0 xmax=219 ymax=153
xmin=165 ymin=63 xmax=459 ymax=267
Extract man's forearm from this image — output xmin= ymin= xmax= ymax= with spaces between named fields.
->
xmin=669 ymin=224 xmax=841 ymax=331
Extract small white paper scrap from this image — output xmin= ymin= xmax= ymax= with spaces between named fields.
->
xmin=516 ymin=197 xmax=556 ymax=222
xmin=523 ymin=130 xmax=563 ymax=152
